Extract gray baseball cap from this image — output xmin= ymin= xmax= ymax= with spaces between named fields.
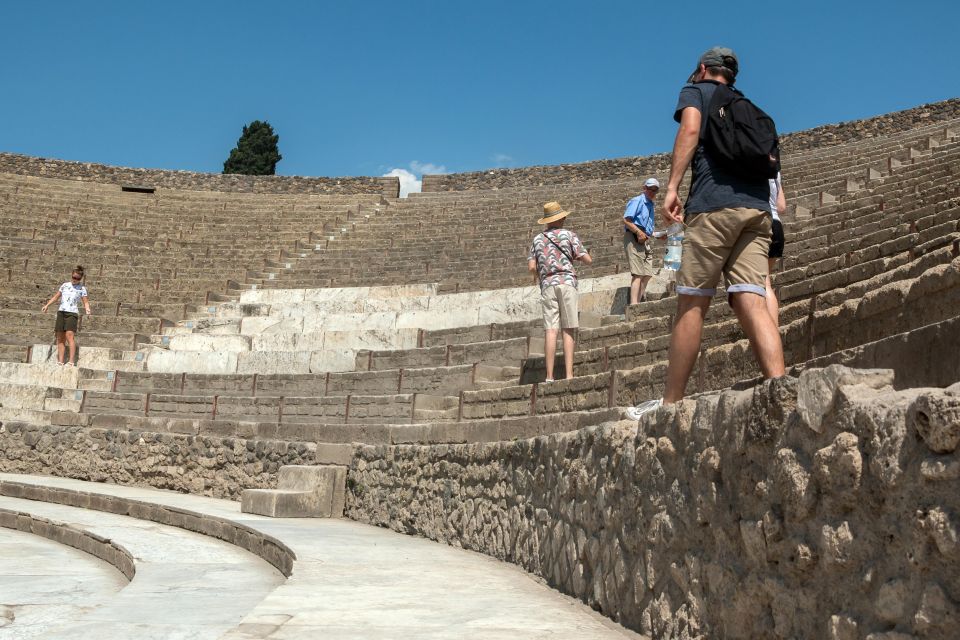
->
xmin=687 ymin=46 xmax=739 ymax=83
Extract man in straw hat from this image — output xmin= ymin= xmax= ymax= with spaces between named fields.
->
xmin=628 ymin=46 xmax=784 ymax=419
xmin=527 ymin=201 xmax=592 ymax=382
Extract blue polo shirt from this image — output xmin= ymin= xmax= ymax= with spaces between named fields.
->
xmin=623 ymin=195 xmax=655 ymax=236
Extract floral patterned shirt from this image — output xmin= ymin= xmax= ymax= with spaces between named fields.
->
xmin=528 ymin=229 xmax=587 ymax=291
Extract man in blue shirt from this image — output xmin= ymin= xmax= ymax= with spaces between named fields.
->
xmin=622 ymin=177 xmax=660 ymax=304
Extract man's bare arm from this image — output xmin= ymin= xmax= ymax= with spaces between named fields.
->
xmin=663 ymin=107 xmax=701 ymax=223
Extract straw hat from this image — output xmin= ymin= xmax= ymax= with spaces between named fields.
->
xmin=537 ymin=201 xmax=573 ymax=225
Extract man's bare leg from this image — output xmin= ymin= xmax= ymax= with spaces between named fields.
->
xmin=638 ymin=275 xmax=652 ymax=302
xmin=544 ymin=328 xmax=558 ymax=380
xmin=663 ymin=294 xmax=711 ymax=403
xmin=561 ymin=328 xmax=576 ymax=379
xmin=764 ymin=258 xmax=780 ymax=327
xmin=730 ymin=292 xmax=786 ymax=378
xmin=629 ymin=276 xmax=642 ymax=305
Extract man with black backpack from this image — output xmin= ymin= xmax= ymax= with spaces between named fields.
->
xmin=627 ymin=46 xmax=785 ymax=419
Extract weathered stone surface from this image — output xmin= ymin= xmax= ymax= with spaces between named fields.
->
xmin=345 ymin=371 xmax=960 ymax=638
xmin=0 ymin=423 xmax=316 ymax=499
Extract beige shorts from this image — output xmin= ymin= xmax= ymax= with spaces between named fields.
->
xmin=677 ymin=207 xmax=771 ymax=297
xmin=623 ymin=231 xmax=656 ymax=277
xmin=541 ymin=284 xmax=578 ymax=329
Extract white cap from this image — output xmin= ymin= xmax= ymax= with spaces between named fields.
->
xmin=644 ymin=178 xmax=660 ymax=188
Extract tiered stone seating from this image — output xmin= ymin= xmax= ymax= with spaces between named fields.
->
xmin=0 ymin=173 xmax=385 ymax=362
xmin=2 ymin=101 xmax=959 ymax=640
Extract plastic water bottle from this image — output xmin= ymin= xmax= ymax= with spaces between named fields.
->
xmin=663 ymin=223 xmax=684 ymax=271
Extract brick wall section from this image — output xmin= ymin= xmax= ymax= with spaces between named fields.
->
xmin=422 ymin=98 xmax=960 ymax=191
xmin=0 ymin=152 xmax=399 ymax=197
xmin=347 ymin=370 xmax=960 ymax=638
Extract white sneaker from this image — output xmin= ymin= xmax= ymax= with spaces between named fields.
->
xmin=626 ymin=399 xmax=663 ymax=421
xmin=543 ymin=378 xmax=555 ymax=383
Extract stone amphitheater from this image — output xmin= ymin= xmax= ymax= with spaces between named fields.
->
xmin=0 ymin=98 xmax=958 ymax=639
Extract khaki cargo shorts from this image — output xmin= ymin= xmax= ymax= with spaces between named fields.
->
xmin=623 ymin=231 xmax=656 ymax=277
xmin=677 ymin=207 xmax=771 ymax=297
xmin=541 ymin=284 xmax=579 ymax=329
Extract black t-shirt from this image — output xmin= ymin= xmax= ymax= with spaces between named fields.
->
xmin=673 ymin=82 xmax=771 ymax=216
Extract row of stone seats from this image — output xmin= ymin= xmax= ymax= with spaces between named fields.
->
xmin=259 ymin=122 xmax=959 ymax=293
xmin=0 ymin=174 xmax=386 ymax=362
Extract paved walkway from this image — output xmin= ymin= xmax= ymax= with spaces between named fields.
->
xmin=0 ymin=473 xmax=644 ymax=639
xmin=0 ymin=527 xmax=126 ymax=639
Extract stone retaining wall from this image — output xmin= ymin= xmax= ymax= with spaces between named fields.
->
xmin=422 ymin=98 xmax=960 ymax=191
xmin=0 ymin=423 xmax=315 ymax=499
xmin=346 ymin=367 xmax=960 ymax=639
xmin=0 ymin=152 xmax=400 ymax=197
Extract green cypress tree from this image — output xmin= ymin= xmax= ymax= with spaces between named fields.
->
xmin=223 ymin=120 xmax=282 ymax=175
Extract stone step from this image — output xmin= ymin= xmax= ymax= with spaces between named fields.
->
xmin=240 ymin=465 xmax=346 ymax=518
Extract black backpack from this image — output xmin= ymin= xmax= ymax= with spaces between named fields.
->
xmin=699 ymin=80 xmax=780 ymax=179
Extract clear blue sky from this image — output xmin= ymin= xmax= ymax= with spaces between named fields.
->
xmin=3 ymin=0 xmax=957 ymax=184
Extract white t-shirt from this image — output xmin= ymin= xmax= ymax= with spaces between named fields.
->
xmin=768 ymin=172 xmax=783 ymax=222
xmin=58 ymin=282 xmax=88 ymax=314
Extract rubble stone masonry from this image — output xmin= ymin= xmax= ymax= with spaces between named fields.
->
xmin=347 ymin=366 xmax=960 ymax=639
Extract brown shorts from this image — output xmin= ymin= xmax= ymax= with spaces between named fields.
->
xmin=55 ymin=311 xmax=79 ymax=333
xmin=677 ymin=207 xmax=771 ymax=297
xmin=623 ymin=231 xmax=656 ymax=277
xmin=541 ymin=284 xmax=578 ymax=329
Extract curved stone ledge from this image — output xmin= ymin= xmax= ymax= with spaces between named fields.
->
xmin=346 ymin=367 xmax=960 ymax=639
xmin=0 ymin=508 xmax=135 ymax=580
xmin=0 ymin=480 xmax=296 ymax=577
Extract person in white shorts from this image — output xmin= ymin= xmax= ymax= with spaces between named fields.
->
xmin=527 ymin=202 xmax=592 ymax=382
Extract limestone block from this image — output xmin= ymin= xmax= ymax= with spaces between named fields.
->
xmin=309 ymin=349 xmax=357 ymax=373
xmin=397 ymin=308 xmax=480 ymax=330
xmin=323 ymin=328 xmax=419 ymax=351
xmin=0 ymin=383 xmax=48 ymax=410
xmin=797 ymin=365 xmax=894 ymax=432
xmin=914 ymin=583 xmax=959 ymax=634
xmin=239 ymin=288 xmax=305 ymax=304
xmin=0 ymin=362 xmax=77 ymax=388
xmin=239 ymin=316 xmax=304 ymax=336
xmin=828 ymin=614 xmax=859 ymax=640
xmin=813 ymin=432 xmax=863 ymax=495
xmin=168 ymin=334 xmax=251 ymax=352
xmin=875 ymin=579 xmax=910 ymax=623
xmin=819 ymin=521 xmax=855 ymax=568
xmin=236 ymin=351 xmax=311 ymax=375
xmin=251 ymin=333 xmax=303 ymax=352
xmin=908 ymin=391 xmax=960 ymax=453
xmin=304 ymin=312 xmax=397 ymax=333
xmin=920 ymin=508 xmax=958 ymax=558
xmin=146 ymin=351 xmax=239 ymax=375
